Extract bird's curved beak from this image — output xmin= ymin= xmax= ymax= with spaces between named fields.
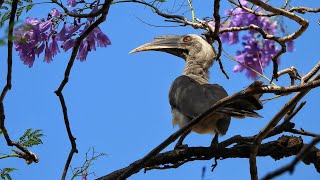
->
xmin=129 ymin=35 xmax=185 ymax=54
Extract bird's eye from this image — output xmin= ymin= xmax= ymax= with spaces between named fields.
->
xmin=183 ymin=36 xmax=192 ymax=42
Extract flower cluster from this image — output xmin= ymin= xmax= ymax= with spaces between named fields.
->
xmin=14 ymin=2 xmax=111 ymax=67
xmin=233 ymin=38 xmax=277 ymax=77
xmin=214 ymin=0 xmax=294 ymax=79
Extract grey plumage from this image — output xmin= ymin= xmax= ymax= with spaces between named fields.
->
xmin=130 ymin=34 xmax=263 ymax=146
xmin=169 ymin=75 xmax=231 ymax=135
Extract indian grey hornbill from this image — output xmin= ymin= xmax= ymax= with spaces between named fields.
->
xmin=130 ymin=34 xmax=263 ymax=149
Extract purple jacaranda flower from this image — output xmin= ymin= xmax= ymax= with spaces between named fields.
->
xmin=77 ymin=40 xmax=90 ymax=61
xmin=96 ymin=30 xmax=111 ymax=47
xmin=57 ymin=23 xmax=85 ymax=41
xmin=51 ymin=8 xmax=60 ymax=17
xmin=14 ymin=21 xmax=42 ymax=67
xmin=287 ymin=41 xmax=294 ymax=52
xmin=14 ymin=14 xmax=63 ymax=67
xmin=75 ymin=26 xmax=111 ymax=61
xmin=39 ymin=19 xmax=53 ymax=32
xmin=26 ymin=17 xmax=40 ymax=26
xmin=87 ymin=3 xmax=99 ymax=22
xmin=35 ymin=43 xmax=45 ymax=57
xmin=44 ymin=43 xmax=53 ymax=62
xmin=67 ymin=0 xmax=77 ymax=7
xmin=218 ymin=5 xmax=278 ymax=42
xmin=93 ymin=26 xmax=111 ymax=47
xmin=56 ymin=24 xmax=67 ymax=41
xmin=262 ymin=39 xmax=279 ymax=60
xmin=220 ymin=29 xmax=239 ymax=45
xmin=209 ymin=21 xmax=240 ymax=45
xmin=50 ymin=38 xmax=60 ymax=56
xmin=213 ymin=2 xmax=294 ymax=79
xmin=234 ymin=39 xmax=279 ymax=79
xmin=61 ymin=39 xmax=76 ymax=51
xmin=14 ymin=6 xmax=111 ymax=66
xmin=87 ymin=33 xmax=97 ymax=51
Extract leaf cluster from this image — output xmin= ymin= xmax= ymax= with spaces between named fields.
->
xmin=0 ymin=0 xmax=34 ymax=27
xmin=18 ymin=128 xmax=43 ymax=148
xmin=0 ymin=168 xmax=16 ymax=180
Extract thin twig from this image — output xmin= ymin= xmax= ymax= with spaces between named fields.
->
xmin=55 ymin=1 xmax=113 ymax=179
xmin=212 ymin=0 xmax=229 ymax=79
xmin=288 ymin=7 xmax=320 ymax=14
xmin=286 ymin=128 xmax=320 ymax=138
xmin=53 ymin=1 xmax=105 ymax=18
xmin=284 ymin=101 xmax=306 ymax=123
xmin=249 ymin=65 xmax=320 ymax=180
xmin=0 ymin=0 xmax=39 ymax=164
xmin=277 ymin=66 xmax=301 ymax=86
xmin=301 ymin=61 xmax=320 ymax=83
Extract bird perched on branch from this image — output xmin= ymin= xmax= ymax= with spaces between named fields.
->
xmin=130 ymin=34 xmax=263 ymax=149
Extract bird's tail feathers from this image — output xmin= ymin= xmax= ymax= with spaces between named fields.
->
xmin=217 ymin=107 xmax=263 ymax=118
xmin=221 ymin=81 xmax=264 ymax=119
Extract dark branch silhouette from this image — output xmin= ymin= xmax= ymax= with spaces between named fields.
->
xmin=53 ymin=1 xmax=113 ymax=179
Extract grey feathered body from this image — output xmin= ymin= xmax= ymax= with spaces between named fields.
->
xmin=169 ymin=75 xmax=231 ymax=134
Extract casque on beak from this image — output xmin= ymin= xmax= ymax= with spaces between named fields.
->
xmin=129 ymin=35 xmax=188 ymax=58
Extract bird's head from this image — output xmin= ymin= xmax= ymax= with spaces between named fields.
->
xmin=130 ymin=34 xmax=216 ymax=65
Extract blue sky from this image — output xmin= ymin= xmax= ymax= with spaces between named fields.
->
xmin=0 ymin=0 xmax=320 ymax=179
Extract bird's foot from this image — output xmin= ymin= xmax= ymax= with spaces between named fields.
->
xmin=210 ymin=134 xmax=219 ymax=150
xmin=174 ymin=143 xmax=189 ymax=150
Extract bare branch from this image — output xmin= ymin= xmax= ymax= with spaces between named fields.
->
xmin=0 ymin=0 xmax=39 ymax=164
xmin=98 ymin=135 xmax=320 ymax=180
xmin=54 ymin=1 xmax=113 ymax=179
xmin=301 ymin=61 xmax=320 ymax=83
xmin=249 ymin=63 xmax=320 ymax=180
xmin=284 ymin=101 xmax=306 ymax=123
xmin=277 ymin=66 xmax=301 ymax=86
xmin=262 ymin=136 xmax=320 ymax=180
xmin=289 ymin=7 xmax=320 ymax=14
xmin=212 ymin=0 xmax=229 ymax=79
xmin=286 ymin=128 xmax=320 ymax=138
xmin=113 ymin=0 xmax=208 ymax=30
xmin=53 ymin=1 xmax=106 ymax=18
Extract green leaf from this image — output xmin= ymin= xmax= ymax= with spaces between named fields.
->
xmin=25 ymin=4 xmax=33 ymax=12
xmin=0 ymin=6 xmax=9 ymax=10
xmin=0 ymin=168 xmax=16 ymax=180
xmin=16 ymin=7 xmax=24 ymax=19
xmin=4 ymin=0 xmax=12 ymax=5
xmin=21 ymin=0 xmax=33 ymax=3
xmin=0 ymin=11 xmax=11 ymax=27
xmin=18 ymin=128 xmax=43 ymax=147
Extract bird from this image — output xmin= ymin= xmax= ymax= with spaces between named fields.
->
xmin=130 ymin=34 xmax=263 ymax=149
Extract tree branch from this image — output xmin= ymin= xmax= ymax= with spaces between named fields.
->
xmin=54 ymin=1 xmax=113 ymax=179
xmin=0 ymin=0 xmax=39 ymax=164
xmin=262 ymin=136 xmax=320 ymax=180
xmin=97 ymin=135 xmax=320 ymax=180
xmin=249 ymin=63 xmax=320 ymax=180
